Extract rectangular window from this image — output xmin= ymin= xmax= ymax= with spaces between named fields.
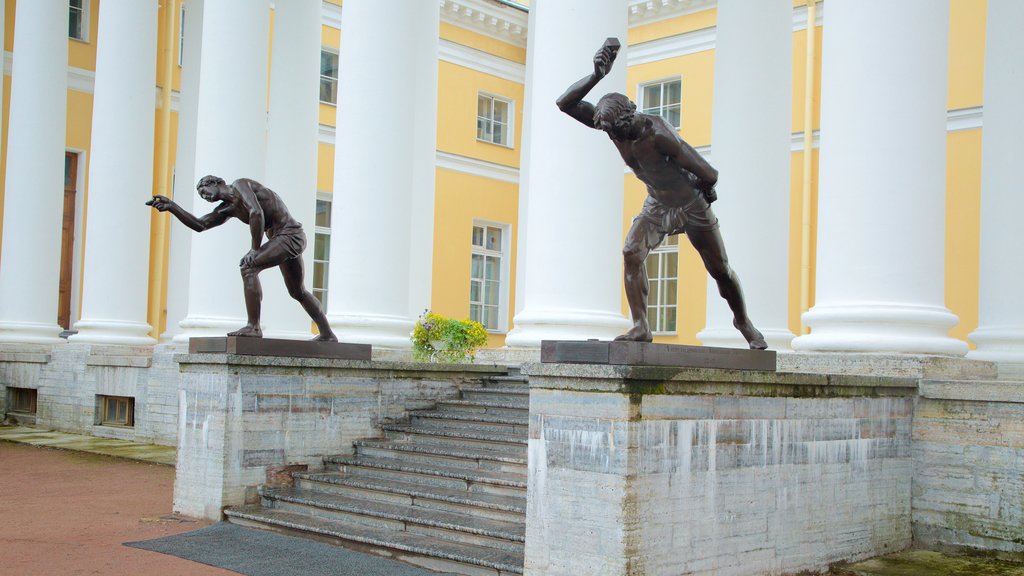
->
xmin=640 ymin=78 xmax=682 ymax=129
xmin=179 ymin=5 xmax=186 ymax=66
xmin=312 ymin=197 xmax=331 ymax=306
xmin=320 ymin=49 xmax=339 ymax=105
xmin=99 ymin=395 xmax=134 ymax=427
xmin=69 ymin=0 xmax=87 ymax=41
xmin=470 ymin=224 xmax=506 ymax=331
xmin=8 ymin=388 xmax=37 ymax=414
xmin=477 ymin=94 xmax=513 ymax=147
xmin=645 ymin=235 xmax=679 ymax=334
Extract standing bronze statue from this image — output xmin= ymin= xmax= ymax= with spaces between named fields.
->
xmin=557 ymin=38 xmax=767 ymax=349
xmin=147 ymin=176 xmax=338 ymax=342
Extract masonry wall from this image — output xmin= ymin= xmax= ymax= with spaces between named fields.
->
xmin=525 ymin=364 xmax=918 ymax=576
xmin=911 ymin=380 xmax=1024 ymax=559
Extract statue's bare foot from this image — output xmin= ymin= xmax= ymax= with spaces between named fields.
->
xmin=227 ymin=325 xmax=263 ymax=338
xmin=614 ymin=325 xmax=653 ymax=343
xmin=312 ymin=332 xmax=338 ymax=343
xmin=734 ymin=319 xmax=767 ymax=350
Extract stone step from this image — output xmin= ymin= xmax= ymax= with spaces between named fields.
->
xmin=295 ymin=472 xmax=526 ymax=524
xmin=354 ymin=438 xmax=527 ymax=475
xmin=482 ymin=374 xmax=529 ymax=387
xmin=436 ymin=398 xmax=529 ymax=416
xmin=325 ymin=454 xmax=527 ymax=498
xmin=410 ymin=410 xmax=529 ymax=434
xmin=260 ymin=487 xmax=524 ymax=552
xmin=383 ymin=424 xmax=527 ymax=453
xmin=460 ymin=386 xmax=529 ymax=404
xmin=225 ymin=505 xmax=525 ymax=576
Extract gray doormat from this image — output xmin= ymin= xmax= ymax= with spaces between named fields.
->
xmin=125 ymin=522 xmax=453 ymax=576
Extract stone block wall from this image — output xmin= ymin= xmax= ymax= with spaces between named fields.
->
xmin=172 ymin=353 xmax=506 ymax=520
xmin=524 ymin=364 xmax=918 ymax=576
xmin=912 ymin=379 xmax=1024 ymax=558
xmin=0 ymin=342 xmax=182 ymax=444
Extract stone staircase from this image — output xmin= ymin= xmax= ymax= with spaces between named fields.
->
xmin=225 ymin=368 xmax=530 ymax=576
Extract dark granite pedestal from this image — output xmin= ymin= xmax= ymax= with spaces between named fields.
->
xmin=540 ymin=339 xmax=776 ymax=371
xmin=188 ymin=336 xmax=371 ymax=360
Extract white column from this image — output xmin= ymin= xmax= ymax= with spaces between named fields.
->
xmin=261 ymin=0 xmax=321 ymax=340
xmin=967 ymin=0 xmax=1024 ymax=372
xmin=326 ymin=0 xmax=438 ymax=347
xmin=178 ymin=0 xmax=270 ymax=339
xmin=70 ymin=0 xmax=159 ymax=345
xmin=792 ymin=0 xmax=966 ymax=355
xmin=0 ymin=0 xmax=69 ymax=343
xmin=505 ymin=0 xmax=630 ymax=347
xmin=697 ymin=0 xmax=794 ymax=350
xmin=164 ymin=0 xmax=204 ymax=342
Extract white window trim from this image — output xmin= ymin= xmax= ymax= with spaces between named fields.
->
xmin=647 ymin=238 xmax=679 ymax=336
xmin=636 ymin=75 xmax=683 ymax=130
xmin=320 ymin=47 xmax=339 ymax=106
xmin=470 ymin=220 xmax=511 ymax=333
xmin=476 ymin=92 xmax=515 ymax=149
xmin=312 ymin=193 xmax=332 ymax=305
xmin=69 ymin=0 xmax=90 ymax=43
xmin=178 ymin=5 xmax=185 ymax=67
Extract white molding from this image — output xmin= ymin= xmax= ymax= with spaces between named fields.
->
xmin=319 ymin=123 xmax=335 ymax=144
xmin=628 ymin=0 xmax=716 ymax=28
xmin=947 ymin=106 xmax=983 ymax=132
xmin=439 ymin=39 xmax=525 ymax=83
xmin=439 ymin=0 xmax=528 ymax=48
xmin=793 ymin=1 xmax=824 ymax=31
xmin=67 ymin=65 xmax=94 ymax=93
xmin=437 ymin=150 xmax=519 ymax=183
xmin=322 ymin=1 xmax=342 ymax=30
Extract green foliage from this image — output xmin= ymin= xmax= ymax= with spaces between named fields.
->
xmin=411 ymin=310 xmax=489 ymax=363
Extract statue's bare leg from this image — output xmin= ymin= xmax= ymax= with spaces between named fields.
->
xmin=686 ymin=227 xmax=767 ymax=350
xmin=231 ymin=242 xmax=294 ymax=338
xmin=280 ymin=256 xmax=338 ymax=342
xmin=617 ymin=219 xmax=658 ymax=342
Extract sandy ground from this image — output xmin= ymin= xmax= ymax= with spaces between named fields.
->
xmin=0 ymin=441 xmax=236 ymax=576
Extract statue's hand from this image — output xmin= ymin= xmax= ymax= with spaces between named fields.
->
xmin=593 ymin=47 xmax=613 ymax=79
xmin=239 ymin=249 xmax=258 ymax=269
xmin=145 ymin=195 xmax=173 ymax=212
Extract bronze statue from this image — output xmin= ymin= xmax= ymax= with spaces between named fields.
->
xmin=557 ymin=38 xmax=767 ymax=349
xmin=147 ymin=176 xmax=338 ymax=342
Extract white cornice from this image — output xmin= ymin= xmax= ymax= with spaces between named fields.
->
xmin=947 ymin=107 xmax=983 ymax=132
xmin=439 ymin=0 xmax=528 ymax=48
xmin=792 ymin=1 xmax=825 ymax=31
xmin=439 ymin=39 xmax=525 ymax=84
xmin=628 ymin=0 xmax=716 ymax=28
xmin=437 ymin=150 xmax=519 ymax=183
xmin=322 ymin=1 xmax=342 ymax=30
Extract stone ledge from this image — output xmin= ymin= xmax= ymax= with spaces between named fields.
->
xmin=86 ymin=354 xmax=152 ymax=368
xmin=778 ymin=352 xmax=997 ymax=380
xmin=919 ymin=379 xmax=1024 ymax=404
xmin=175 ymin=353 xmax=506 ymax=376
xmin=0 ymin=352 xmax=51 ymax=363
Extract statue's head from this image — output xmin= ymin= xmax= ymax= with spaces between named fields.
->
xmin=196 ymin=175 xmax=226 ymax=202
xmin=594 ymin=93 xmax=637 ymax=138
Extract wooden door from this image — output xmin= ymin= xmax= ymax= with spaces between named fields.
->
xmin=58 ymin=153 xmax=77 ymax=330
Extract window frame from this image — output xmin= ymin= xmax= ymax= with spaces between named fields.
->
xmin=98 ymin=395 xmax=135 ymax=428
xmin=637 ymin=76 xmax=683 ymax=130
xmin=320 ymin=48 xmax=340 ymax=106
xmin=178 ymin=4 xmax=186 ymax=67
xmin=476 ymin=92 xmax=515 ymax=149
xmin=312 ymin=193 xmax=332 ymax=307
xmin=69 ymin=0 xmax=89 ymax=43
xmin=469 ymin=220 xmax=511 ymax=333
xmin=645 ymin=235 xmax=680 ymax=335
xmin=8 ymin=387 xmax=38 ymax=415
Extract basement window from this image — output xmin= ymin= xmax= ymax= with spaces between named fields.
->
xmin=8 ymin=388 xmax=37 ymax=414
xmin=99 ymin=395 xmax=134 ymax=427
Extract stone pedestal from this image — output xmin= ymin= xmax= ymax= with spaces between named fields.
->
xmin=524 ymin=363 xmax=917 ymax=575
xmin=172 ymin=353 xmax=505 ymax=520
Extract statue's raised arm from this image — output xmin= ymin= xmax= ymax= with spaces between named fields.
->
xmin=556 ymin=37 xmax=621 ymax=129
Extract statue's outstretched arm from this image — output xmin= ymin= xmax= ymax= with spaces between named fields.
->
xmin=146 ymin=195 xmax=230 ymax=232
xmin=556 ymin=39 xmax=621 ymax=128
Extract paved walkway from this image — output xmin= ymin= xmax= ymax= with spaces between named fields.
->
xmin=0 ymin=425 xmax=176 ymax=465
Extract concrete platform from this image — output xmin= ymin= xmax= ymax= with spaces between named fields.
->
xmin=0 ymin=424 xmax=176 ymax=466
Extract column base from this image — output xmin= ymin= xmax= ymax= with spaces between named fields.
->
xmin=327 ymin=313 xmax=414 ymax=348
xmin=793 ymin=303 xmax=968 ymax=356
xmin=0 ymin=321 xmax=66 ymax=344
xmin=697 ymin=326 xmax=795 ymax=351
xmin=69 ymin=319 xmax=156 ymax=345
xmin=967 ymin=326 xmax=1024 ymax=379
xmin=504 ymin=308 xmax=630 ymax=349
xmin=173 ymin=316 xmax=247 ymax=343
